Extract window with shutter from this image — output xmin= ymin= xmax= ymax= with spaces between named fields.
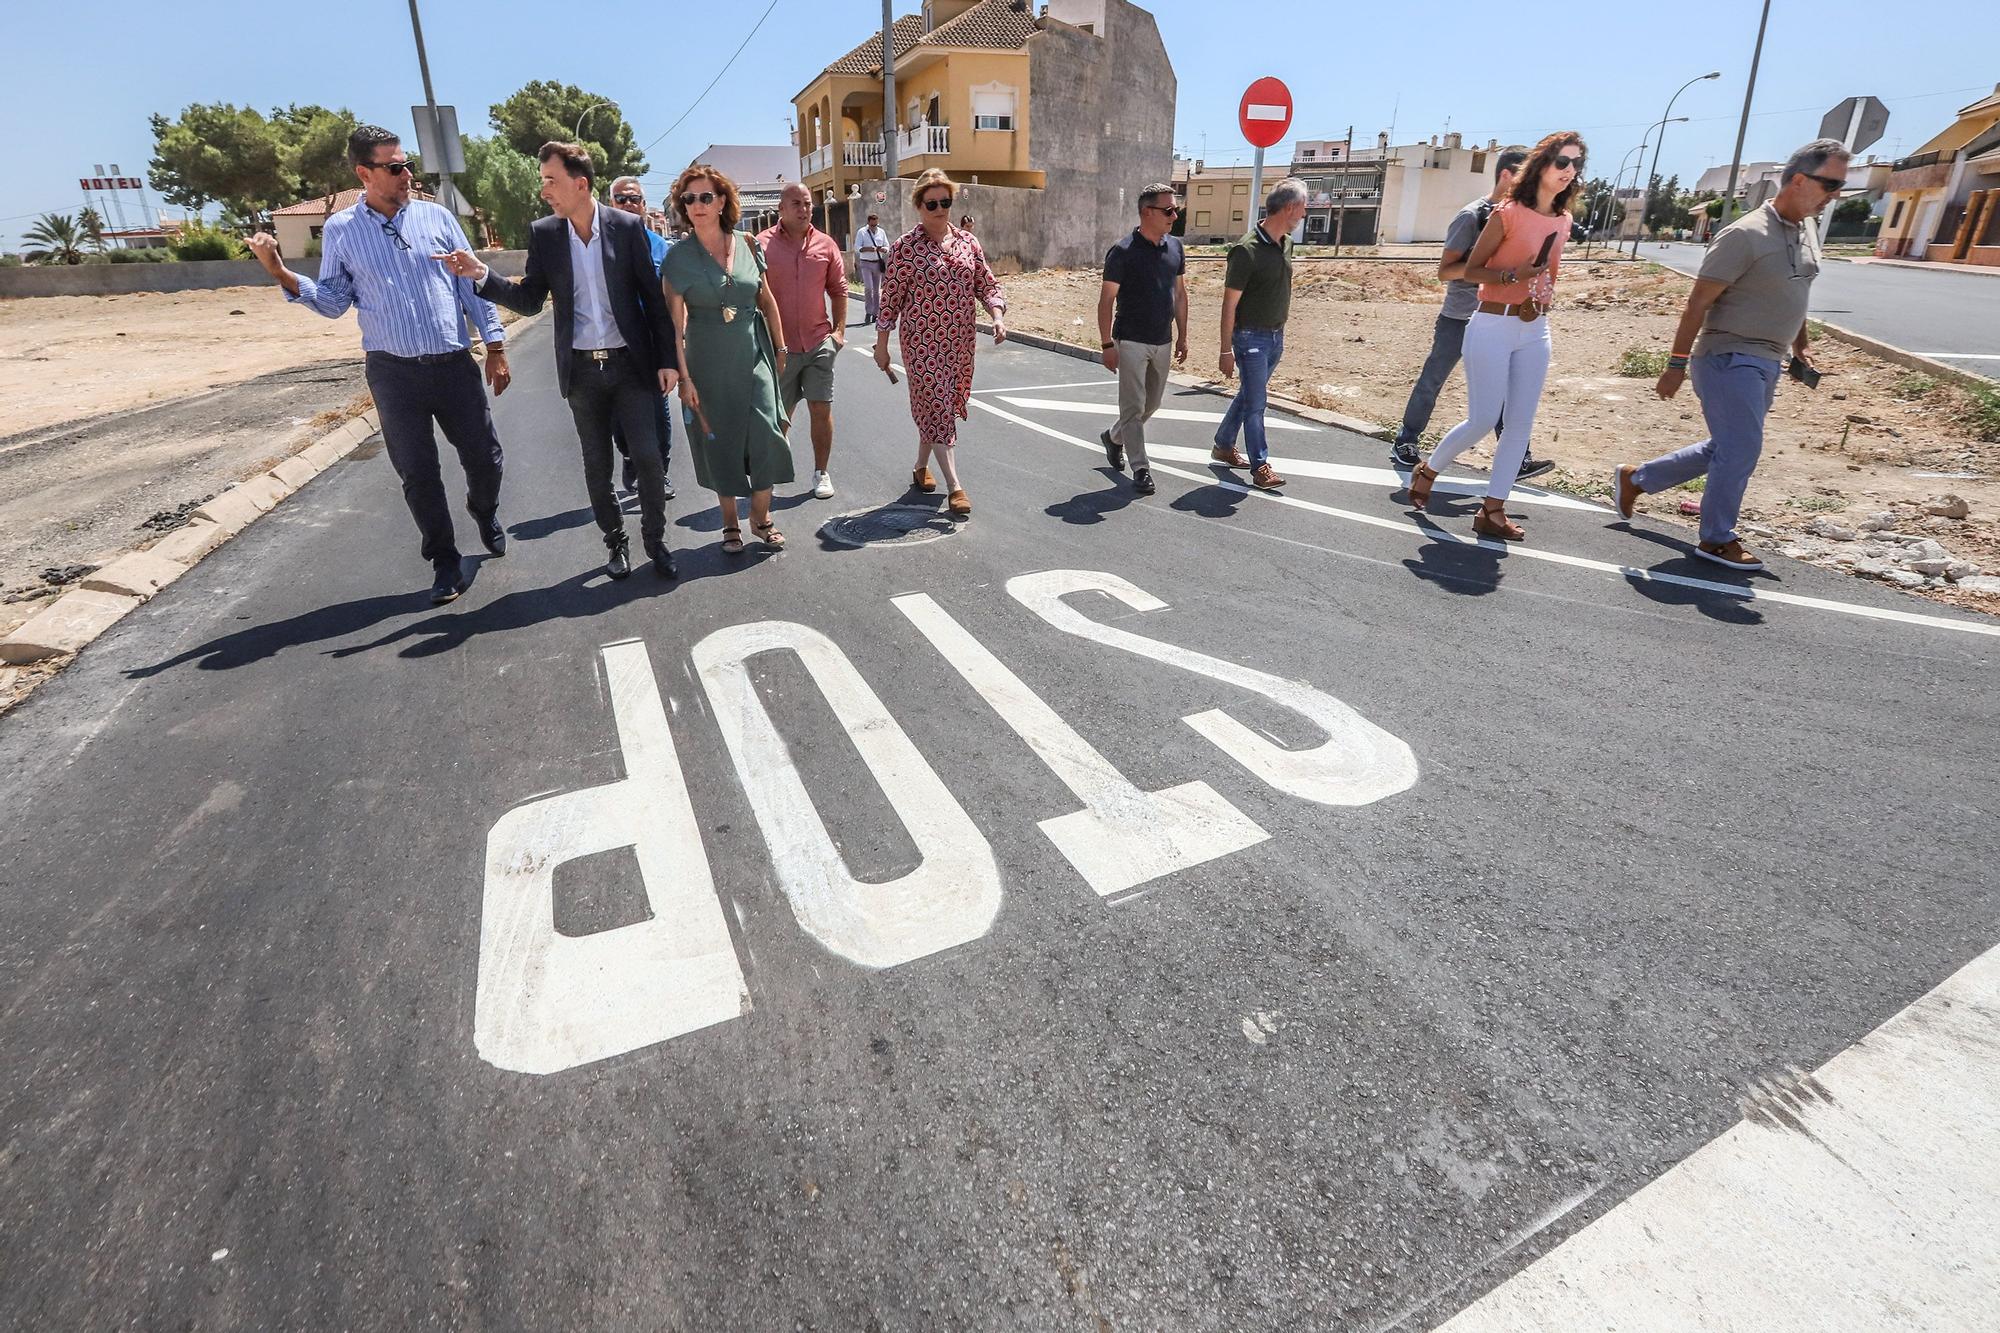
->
xmin=972 ymin=85 xmax=1016 ymax=132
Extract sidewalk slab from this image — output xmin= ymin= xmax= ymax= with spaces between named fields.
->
xmin=81 ymin=552 xmax=187 ymax=599
xmin=0 ymin=589 xmax=141 ymax=664
xmin=147 ymin=518 xmax=228 ymax=564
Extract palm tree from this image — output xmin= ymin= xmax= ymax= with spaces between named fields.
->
xmin=78 ymin=207 xmax=108 ymax=254
xmin=23 ymin=212 xmax=86 ymax=265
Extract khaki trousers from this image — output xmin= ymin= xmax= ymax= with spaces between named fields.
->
xmin=1112 ymin=339 xmax=1173 ymax=469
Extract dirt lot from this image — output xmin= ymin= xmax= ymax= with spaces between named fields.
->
xmin=0 ymin=287 xmax=520 ymax=655
xmin=1000 ymin=257 xmax=2000 ymax=613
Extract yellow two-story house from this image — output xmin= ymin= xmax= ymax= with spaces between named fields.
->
xmin=790 ymin=0 xmax=1175 ymax=271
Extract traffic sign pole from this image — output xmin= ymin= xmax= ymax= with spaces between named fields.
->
xmin=1249 ymin=147 xmax=1264 ymax=232
xmin=1237 ymin=77 xmax=1294 ymax=235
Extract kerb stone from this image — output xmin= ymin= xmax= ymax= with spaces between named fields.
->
xmin=0 ymin=589 xmax=142 ymax=664
xmin=81 ymin=552 xmax=187 ymax=599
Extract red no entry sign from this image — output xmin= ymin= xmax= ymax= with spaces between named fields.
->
xmin=1239 ymin=77 xmax=1293 ymax=149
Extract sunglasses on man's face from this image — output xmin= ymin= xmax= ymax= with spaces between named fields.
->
xmin=1147 ymin=203 xmax=1181 ymax=215
xmin=1802 ymin=172 xmax=1845 ymax=193
xmin=680 ymin=191 xmax=719 ymax=206
xmin=612 ymin=193 xmax=644 ymax=205
xmin=367 ymin=160 xmax=413 ymax=176
xmin=921 ymin=196 xmax=954 ymax=211
xmin=1552 ymin=154 xmax=1584 ymax=171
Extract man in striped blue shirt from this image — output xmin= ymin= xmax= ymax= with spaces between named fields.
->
xmin=246 ymin=124 xmax=509 ymax=604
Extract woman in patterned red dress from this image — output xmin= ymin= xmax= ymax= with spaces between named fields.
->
xmin=872 ymin=169 xmax=1006 ymax=519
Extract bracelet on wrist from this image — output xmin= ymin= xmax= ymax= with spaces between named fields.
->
xmin=1667 ymin=354 xmax=1690 ymax=370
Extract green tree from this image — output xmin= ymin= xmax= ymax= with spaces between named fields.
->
xmin=148 ymin=103 xmax=287 ymax=215
xmin=273 ymin=103 xmax=361 ymax=200
xmin=490 ymin=81 xmax=645 ymax=182
xmin=78 ymin=207 xmax=108 ymax=253
xmin=1643 ymin=174 xmax=1691 ymax=234
xmin=23 ymin=212 xmax=87 ymax=265
xmin=1578 ymin=177 xmax=1624 ymax=232
xmin=456 ymin=135 xmax=544 ymax=249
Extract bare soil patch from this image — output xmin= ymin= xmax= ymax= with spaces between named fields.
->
xmin=1000 ymin=258 xmax=2000 ymax=614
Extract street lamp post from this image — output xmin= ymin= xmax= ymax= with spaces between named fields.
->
xmin=1589 ymin=140 xmax=1651 ymax=255
xmin=405 ymin=0 xmax=457 ymax=213
xmin=1632 ymin=71 xmax=1720 ymax=258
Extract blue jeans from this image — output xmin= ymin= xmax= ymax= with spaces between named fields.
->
xmin=1396 ymin=314 xmax=1501 ymax=446
xmin=1632 ymin=352 xmax=1779 ymax=546
xmin=1215 ymin=327 xmax=1283 ymax=467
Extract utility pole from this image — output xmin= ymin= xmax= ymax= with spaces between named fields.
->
xmin=1332 ymin=124 xmax=1352 ymax=256
xmin=1722 ymin=0 xmax=1772 ymax=229
xmin=882 ymin=0 xmax=899 ymax=184
xmin=406 ymin=0 xmax=456 ymax=213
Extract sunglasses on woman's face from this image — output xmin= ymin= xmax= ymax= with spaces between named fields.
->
xmin=1552 ymin=154 xmax=1584 ymax=171
xmin=922 ymin=196 xmax=954 ymax=211
xmin=680 ymin=191 xmax=718 ymax=206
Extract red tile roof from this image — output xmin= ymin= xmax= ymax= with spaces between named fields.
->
xmin=825 ymin=14 xmax=928 ymax=75
xmin=271 ymin=186 xmax=437 ymax=216
xmin=920 ymin=0 xmax=1039 ymax=50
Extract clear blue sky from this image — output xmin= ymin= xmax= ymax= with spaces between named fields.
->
xmin=3 ymin=0 xmax=1990 ymax=249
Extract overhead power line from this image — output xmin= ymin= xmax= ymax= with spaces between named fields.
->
xmin=637 ymin=0 xmax=785 ymax=167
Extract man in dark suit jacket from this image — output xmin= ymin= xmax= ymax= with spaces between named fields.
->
xmin=437 ymin=140 xmax=678 ymax=579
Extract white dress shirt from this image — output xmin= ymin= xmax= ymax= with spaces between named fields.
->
xmin=857 ymin=226 xmax=889 ymax=262
xmin=567 ymin=204 xmax=625 ymax=350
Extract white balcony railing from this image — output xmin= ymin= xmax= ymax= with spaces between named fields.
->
xmin=800 ymin=145 xmax=832 ymax=178
xmin=898 ymin=124 xmax=950 ymax=158
xmin=843 ymin=141 xmax=886 ymax=169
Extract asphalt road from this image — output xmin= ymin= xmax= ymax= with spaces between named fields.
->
xmin=2 ymin=312 xmax=1996 ymax=1329
xmin=1646 ymin=240 xmax=2000 ymax=380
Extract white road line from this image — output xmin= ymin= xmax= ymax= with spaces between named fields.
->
xmin=998 ymin=394 xmax=1319 ymax=433
xmin=963 ymin=392 xmax=2000 ymax=639
xmin=1431 ymin=942 xmax=2000 ymax=1332
xmin=1139 ymin=443 xmax=1602 ymax=513
xmin=970 ymin=378 xmax=1120 ymax=394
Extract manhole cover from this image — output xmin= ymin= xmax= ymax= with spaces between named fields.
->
xmin=820 ymin=503 xmax=956 ymax=549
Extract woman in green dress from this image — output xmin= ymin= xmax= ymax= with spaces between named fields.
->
xmin=661 ymin=165 xmax=793 ymax=553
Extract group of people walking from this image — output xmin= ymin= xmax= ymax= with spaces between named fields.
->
xmin=249 ymin=126 xmax=1006 ymax=599
xmin=249 ymin=120 xmax=1847 ymax=604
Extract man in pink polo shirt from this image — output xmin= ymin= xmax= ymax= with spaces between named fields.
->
xmin=757 ymin=183 xmax=848 ymax=499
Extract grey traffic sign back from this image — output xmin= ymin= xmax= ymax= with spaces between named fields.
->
xmin=1820 ymin=96 xmax=1889 ymax=155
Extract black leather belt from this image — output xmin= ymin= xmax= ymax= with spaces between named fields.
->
xmin=574 ymin=347 xmax=627 ymax=362
xmin=367 ymin=349 xmax=469 ymax=365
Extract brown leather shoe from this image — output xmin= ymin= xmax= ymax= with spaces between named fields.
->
xmin=1472 ymin=498 xmax=1525 ymax=541
xmin=912 ymin=466 xmax=937 ymax=493
xmin=1251 ymin=462 xmax=1286 ymax=489
xmin=1611 ymin=464 xmax=1642 ymax=520
xmin=946 ymin=488 xmax=971 ymax=519
xmin=1211 ymin=444 xmax=1250 ymax=468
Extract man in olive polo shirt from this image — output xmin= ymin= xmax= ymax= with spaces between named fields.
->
xmin=1214 ymin=178 xmax=1308 ymax=489
xmin=1612 ymin=137 xmax=1849 ymax=572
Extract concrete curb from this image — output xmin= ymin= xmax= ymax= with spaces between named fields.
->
xmin=978 ymin=321 xmax=1393 ymax=440
xmin=0 ymin=403 xmax=382 ymax=666
xmin=1815 ymin=321 xmax=1993 ymax=391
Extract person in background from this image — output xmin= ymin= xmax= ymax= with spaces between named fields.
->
xmin=659 ymin=165 xmax=794 ymax=554
xmin=1214 ymin=178 xmax=1308 ymax=490
xmin=756 ymin=182 xmax=847 ymax=500
xmin=437 ymin=142 xmax=678 ymax=580
xmin=873 ymin=169 xmax=1006 ymax=520
xmin=855 ymin=210 xmax=889 ymax=323
xmin=246 ymin=123 xmax=508 ymax=606
xmin=959 ymin=215 xmax=975 ymax=235
xmin=1612 ymin=138 xmax=1848 ymax=572
xmin=1390 ymin=147 xmax=1553 ymax=483
xmin=608 ymin=174 xmax=674 ymax=502
xmin=1406 ymin=132 xmax=1586 ymax=542
xmin=1096 ymin=181 xmax=1188 ymax=498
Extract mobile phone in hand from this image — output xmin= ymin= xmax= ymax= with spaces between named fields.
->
xmin=1534 ymin=232 xmax=1558 ymax=268
xmin=1787 ymin=358 xmax=1821 ymax=389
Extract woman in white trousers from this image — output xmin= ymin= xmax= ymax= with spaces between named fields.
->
xmin=1407 ymin=131 xmax=1587 ymax=541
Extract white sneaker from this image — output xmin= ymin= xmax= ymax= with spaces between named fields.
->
xmin=812 ymin=469 xmax=835 ymax=499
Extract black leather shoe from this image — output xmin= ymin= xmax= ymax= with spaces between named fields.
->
xmin=1132 ymin=467 xmax=1156 ymax=496
xmin=429 ymin=567 xmax=464 ymax=604
xmin=471 ymin=508 xmax=506 ymax=556
xmin=645 ymin=539 xmax=678 ymax=579
xmin=1100 ymin=428 xmax=1126 ymax=472
xmin=605 ymin=532 xmax=632 ymax=580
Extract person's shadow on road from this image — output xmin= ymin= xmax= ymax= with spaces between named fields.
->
xmin=1401 ymin=514 xmax=1506 ymax=595
xmin=1170 ymin=466 xmax=1249 ymax=519
xmin=1046 ymin=470 xmax=1137 ymax=525
xmin=122 ymin=555 xmax=500 ymax=676
xmin=1612 ymin=523 xmax=1768 ymax=625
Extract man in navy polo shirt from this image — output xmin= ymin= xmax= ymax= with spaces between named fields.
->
xmin=1096 ymin=183 xmax=1189 ymax=497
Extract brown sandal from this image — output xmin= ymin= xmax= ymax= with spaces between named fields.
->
xmin=946 ymin=489 xmax=971 ymax=519
xmin=1407 ymin=462 xmax=1439 ymax=510
xmin=912 ymin=466 xmax=937 ymax=494
xmin=720 ymin=524 xmax=745 ymax=555
xmin=1472 ymin=499 xmax=1525 ymax=542
xmin=753 ymin=519 xmax=785 ymax=549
